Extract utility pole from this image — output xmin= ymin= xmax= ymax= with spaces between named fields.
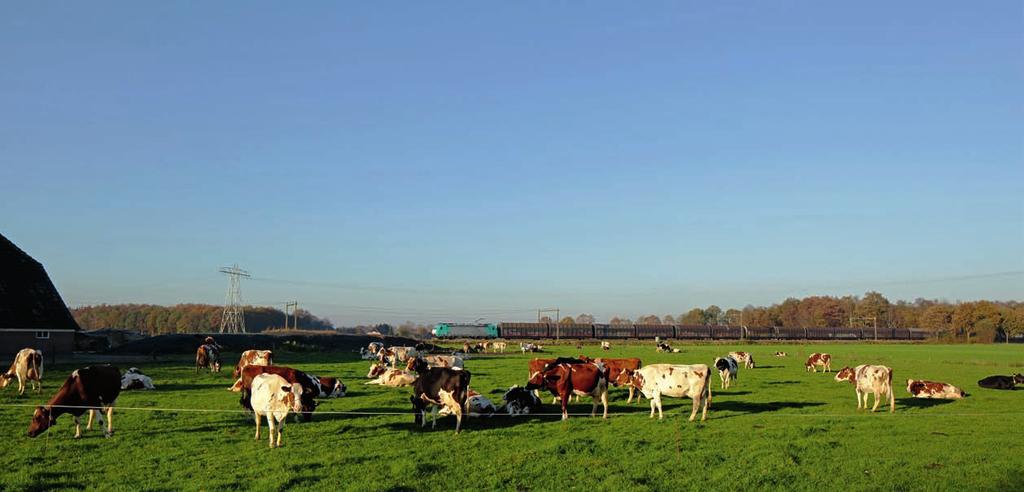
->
xmin=850 ymin=316 xmax=878 ymax=340
xmin=538 ymin=307 xmax=560 ymax=339
xmin=284 ymin=301 xmax=298 ymax=330
xmin=219 ymin=265 xmax=250 ymax=333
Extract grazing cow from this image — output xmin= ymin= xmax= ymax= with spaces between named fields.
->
xmin=525 ymin=361 xmax=608 ymax=420
xmin=977 ymin=374 xmax=1024 ymax=390
xmin=835 ymin=365 xmax=895 ymax=413
xmin=236 ymin=366 xmax=320 ymax=422
xmin=230 ymin=349 xmax=273 ymax=383
xmin=579 ymin=356 xmax=642 ymax=403
xmin=502 ymin=385 xmax=543 ymax=415
xmin=195 ymin=344 xmax=221 ymax=373
xmin=714 ymin=356 xmax=738 ymax=389
xmin=250 ymin=373 xmax=304 ymax=448
xmin=1 ymin=348 xmax=44 ymax=395
xmin=27 ymin=365 xmax=121 ymax=438
xmin=907 ymin=379 xmax=965 ymax=399
xmin=774 ymin=351 xmax=787 ymax=357
xmin=410 ymin=355 xmax=464 ymax=370
xmin=120 ymin=367 xmax=155 ymax=390
xmin=491 ymin=341 xmax=508 ymax=353
xmin=439 ymin=389 xmax=497 ymax=417
xmin=621 ymin=364 xmax=712 ymax=421
xmin=601 ymin=341 xmax=611 ymax=351
xmin=655 ymin=342 xmax=680 ymax=353
xmin=408 ymin=357 xmax=472 ymax=433
xmin=805 ymin=353 xmax=832 ymax=373
xmin=728 ymin=351 xmax=755 ymax=369
xmin=365 ymin=363 xmax=418 ymax=387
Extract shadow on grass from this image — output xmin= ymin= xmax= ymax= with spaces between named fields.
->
xmin=156 ymin=383 xmax=230 ymax=392
xmin=896 ymin=398 xmax=956 ymax=409
xmin=765 ymin=380 xmax=801 ymax=385
xmin=710 ymin=400 xmax=825 ymax=416
xmin=27 ymin=471 xmax=85 ymax=492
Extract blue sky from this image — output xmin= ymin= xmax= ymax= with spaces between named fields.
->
xmin=2 ymin=2 xmax=1021 ymax=325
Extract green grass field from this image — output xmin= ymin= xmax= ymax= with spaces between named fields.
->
xmin=2 ymin=343 xmax=1022 ymax=491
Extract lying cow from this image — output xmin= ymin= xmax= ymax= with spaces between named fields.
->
xmin=379 ymin=346 xmax=418 ymax=367
xmin=365 ymin=362 xmax=417 ymax=387
xmin=835 ymin=365 xmax=895 ymax=413
xmin=728 ymin=351 xmax=755 ymax=369
xmin=714 ymin=356 xmax=738 ymax=389
xmin=229 ymin=349 xmax=274 ymax=390
xmin=439 ymin=389 xmax=496 ymax=417
xmin=1 ymin=348 xmax=43 ymax=395
xmin=236 ymin=366 xmax=321 ymax=422
xmin=601 ymin=341 xmax=611 ymax=351
xmin=907 ymin=379 xmax=965 ymax=399
xmin=977 ymin=374 xmax=1024 ymax=390
xmin=409 ymin=357 xmax=471 ymax=433
xmin=655 ymin=342 xmax=679 ymax=353
xmin=121 ymin=367 xmax=155 ymax=390
xmin=250 ymin=373 xmax=304 ymax=448
xmin=502 ymin=385 xmax=542 ymax=415
xmin=28 ymin=365 xmax=121 ymax=438
xmin=410 ymin=355 xmax=464 ymax=370
xmin=526 ymin=361 xmax=608 ymax=420
xmin=520 ymin=342 xmax=543 ymax=353
xmin=195 ymin=343 xmax=221 ymax=373
xmin=774 ymin=351 xmax=787 ymax=357
xmin=805 ymin=353 xmax=832 ymax=373
xmin=619 ymin=364 xmax=711 ymax=421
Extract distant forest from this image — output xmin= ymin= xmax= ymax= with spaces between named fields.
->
xmin=71 ymin=303 xmax=334 ymax=334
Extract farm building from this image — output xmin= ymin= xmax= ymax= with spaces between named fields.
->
xmin=0 ymin=232 xmax=78 ymax=361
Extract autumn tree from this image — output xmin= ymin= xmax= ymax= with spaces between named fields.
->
xmin=680 ymin=308 xmax=705 ymax=325
xmin=575 ymin=313 xmax=595 ymax=324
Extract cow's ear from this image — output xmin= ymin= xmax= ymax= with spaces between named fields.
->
xmin=281 ymin=385 xmax=291 ymax=392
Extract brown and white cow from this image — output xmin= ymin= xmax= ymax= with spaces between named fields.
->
xmin=365 ymin=362 xmax=418 ymax=387
xmin=1 ymin=348 xmax=43 ymax=395
xmin=236 ymin=366 xmax=326 ymax=422
xmin=774 ymin=351 xmax=787 ymax=357
xmin=907 ymin=379 xmax=965 ymax=399
xmin=409 ymin=357 xmax=472 ymax=433
xmin=835 ymin=365 xmax=895 ymax=413
xmin=601 ymin=341 xmax=611 ymax=351
xmin=728 ymin=351 xmax=755 ymax=369
xmin=439 ymin=389 xmax=497 ymax=417
xmin=195 ymin=344 xmax=221 ymax=373
xmin=621 ymin=364 xmax=711 ymax=421
xmin=805 ymin=353 xmax=832 ymax=373
xmin=410 ymin=355 xmax=464 ymax=370
xmin=526 ymin=361 xmax=608 ymax=420
xmin=229 ymin=350 xmax=273 ymax=390
xmin=378 ymin=346 xmax=419 ymax=367
xmin=491 ymin=341 xmax=508 ymax=353
xmin=250 ymin=373 xmax=304 ymax=448
xmin=27 ymin=365 xmax=121 ymax=438
xmin=579 ymin=356 xmax=642 ymax=403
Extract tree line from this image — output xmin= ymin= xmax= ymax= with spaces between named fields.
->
xmin=71 ymin=303 xmax=334 ymax=335
xmin=549 ymin=292 xmax=1024 ymax=343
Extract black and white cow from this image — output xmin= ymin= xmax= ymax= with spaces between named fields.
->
xmin=713 ymin=356 xmax=738 ymax=389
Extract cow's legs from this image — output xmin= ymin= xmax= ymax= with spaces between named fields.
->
xmin=105 ymin=406 xmax=114 ymax=436
xmin=17 ymin=376 xmax=26 ymax=395
xmin=267 ymin=416 xmax=277 ymax=448
xmin=73 ymin=415 xmax=82 ymax=438
xmin=855 ymin=390 xmax=863 ymax=409
xmin=560 ymin=394 xmax=569 ymax=420
xmin=600 ymin=388 xmax=608 ymax=419
xmin=86 ymin=410 xmax=94 ymax=430
xmin=888 ymin=387 xmax=895 ymax=413
xmin=430 ymin=406 xmax=438 ymax=429
xmin=655 ymin=392 xmax=664 ymax=419
xmin=871 ymin=391 xmax=881 ymax=412
xmin=254 ymin=412 xmax=261 ymax=440
xmin=92 ymin=408 xmax=108 ymax=438
xmin=649 ymin=395 xmax=657 ymax=418
xmin=700 ymin=390 xmax=709 ymax=421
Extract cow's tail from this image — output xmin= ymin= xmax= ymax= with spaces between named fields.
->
xmin=27 ymin=353 xmax=41 ymax=380
xmin=704 ymin=367 xmax=713 ymax=409
xmin=460 ymin=372 xmax=472 ymax=413
xmin=888 ymin=368 xmax=895 ymax=412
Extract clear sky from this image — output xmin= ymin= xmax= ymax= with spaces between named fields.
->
xmin=2 ymin=2 xmax=1022 ymax=326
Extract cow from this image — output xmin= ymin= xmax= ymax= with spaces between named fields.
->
xmin=120 ymin=367 xmax=155 ymax=390
xmin=906 ymin=379 xmax=965 ymax=399
xmin=195 ymin=343 xmax=221 ymax=373
xmin=774 ymin=351 xmax=787 ymax=357
xmin=410 ymin=355 xmax=464 ymax=370
xmin=805 ymin=353 xmax=832 ymax=373
xmin=525 ymin=361 xmax=608 ymax=420
xmin=365 ymin=363 xmax=417 ymax=387
xmin=579 ymin=356 xmax=642 ymax=403
xmin=230 ymin=349 xmax=273 ymax=385
xmin=27 ymin=365 xmax=121 ymax=438
xmin=728 ymin=351 xmax=755 ymax=369
xmin=601 ymin=341 xmax=611 ymax=351
xmin=379 ymin=346 xmax=419 ymax=367
xmin=312 ymin=376 xmax=347 ymax=398
xmin=250 ymin=373 xmax=304 ymax=448
xmin=835 ymin=365 xmax=895 ymax=413
xmin=439 ymin=389 xmax=497 ymax=417
xmin=714 ymin=356 xmax=738 ymax=389
xmin=502 ymin=385 xmax=542 ymax=415
xmin=1 ymin=348 xmax=43 ymax=395
xmin=977 ymin=374 xmax=1024 ymax=390
xmin=620 ymin=364 xmax=712 ymax=421
xmin=408 ymin=357 xmax=471 ymax=433
xmin=491 ymin=341 xmax=508 ymax=353
xmin=520 ymin=342 xmax=543 ymax=353
xmin=236 ymin=366 xmax=320 ymax=422
xmin=655 ymin=342 xmax=679 ymax=353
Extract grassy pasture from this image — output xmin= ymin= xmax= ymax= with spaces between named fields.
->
xmin=1 ymin=343 xmax=1022 ymax=491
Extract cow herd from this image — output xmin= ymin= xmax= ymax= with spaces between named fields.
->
xmin=3 ymin=340 xmax=1023 ymax=445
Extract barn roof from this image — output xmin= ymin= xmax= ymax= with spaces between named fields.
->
xmin=0 ymin=232 xmax=80 ymax=331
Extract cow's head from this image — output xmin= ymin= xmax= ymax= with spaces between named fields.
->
xmin=278 ymin=384 xmax=304 ymax=413
xmin=408 ymin=357 xmax=429 ymax=374
xmin=1014 ymin=374 xmax=1024 ymax=384
xmin=27 ymin=406 xmax=55 ymax=438
xmin=613 ymin=368 xmax=635 ymax=388
xmin=834 ymin=367 xmax=855 ymax=383
xmin=367 ymin=363 xmax=388 ymax=378
xmin=320 ymin=377 xmax=346 ymax=397
xmin=525 ymin=365 xmax=565 ymax=391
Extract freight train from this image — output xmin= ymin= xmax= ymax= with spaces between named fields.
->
xmin=432 ymin=322 xmax=929 ymax=341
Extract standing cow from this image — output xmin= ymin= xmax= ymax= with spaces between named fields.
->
xmin=728 ymin=351 xmax=755 ymax=369
xmin=805 ymin=353 xmax=832 ymax=373
xmin=526 ymin=361 xmax=608 ymax=420
xmin=1 ymin=348 xmax=44 ymax=395
xmin=835 ymin=365 xmax=895 ymax=413
xmin=250 ymin=373 xmax=304 ymax=448
xmin=620 ymin=364 xmax=712 ymax=421
xmin=229 ymin=350 xmax=274 ymax=390
xmin=195 ymin=343 xmax=221 ymax=373
xmin=714 ymin=356 xmax=738 ymax=389
xmin=27 ymin=365 xmax=121 ymax=438
xmin=408 ymin=358 xmax=471 ymax=433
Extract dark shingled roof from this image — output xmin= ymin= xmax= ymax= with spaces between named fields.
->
xmin=0 ymin=232 xmax=79 ymax=331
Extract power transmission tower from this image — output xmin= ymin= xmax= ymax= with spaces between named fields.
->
xmin=219 ymin=265 xmax=251 ymax=333
xmin=284 ymin=301 xmax=298 ymax=330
